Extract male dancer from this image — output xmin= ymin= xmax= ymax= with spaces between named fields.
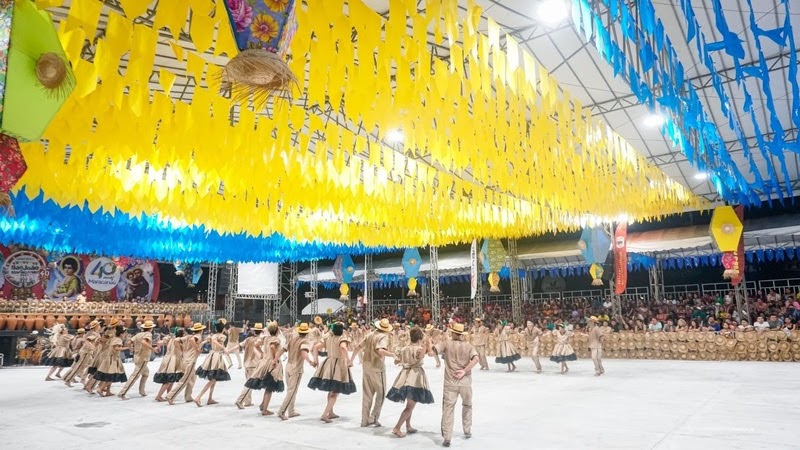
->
xmin=235 ymin=323 xmax=265 ymax=408
xmin=62 ymin=328 xmax=85 ymax=384
xmin=523 ymin=320 xmax=543 ymax=373
xmin=435 ymin=323 xmax=479 ymax=448
xmin=588 ymin=316 xmax=605 ymax=376
xmin=353 ymin=318 xmax=396 ymax=427
xmin=471 ymin=318 xmax=489 ymax=370
xmin=119 ymin=320 xmax=159 ymax=399
xmin=277 ymin=322 xmax=316 ymax=420
xmin=167 ymin=323 xmax=204 ymax=404
xmin=224 ymin=321 xmax=243 ymax=369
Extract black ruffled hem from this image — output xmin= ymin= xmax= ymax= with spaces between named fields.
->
xmin=153 ymin=373 xmax=184 ymax=384
xmin=93 ymin=371 xmax=128 ymax=383
xmin=318 ymin=351 xmax=328 ymax=357
xmin=87 ymin=367 xmax=98 ymax=375
xmin=386 ymin=386 xmax=434 ymax=404
xmin=307 ymin=377 xmax=357 ymax=395
xmin=43 ymin=357 xmax=74 ymax=368
xmin=495 ymin=354 xmax=521 ymax=364
xmin=244 ymin=374 xmax=285 ymax=392
xmin=195 ymin=368 xmax=231 ymax=381
xmin=550 ymin=354 xmax=577 ymax=363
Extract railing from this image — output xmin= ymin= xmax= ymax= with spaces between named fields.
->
xmin=758 ymin=278 xmax=800 ymax=293
xmin=700 ymin=281 xmax=757 ymax=298
xmin=663 ymin=284 xmax=700 ymax=297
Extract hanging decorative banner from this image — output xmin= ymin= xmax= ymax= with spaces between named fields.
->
xmin=45 ymin=254 xmax=83 ymax=300
xmin=731 ymin=205 xmax=745 ymax=286
xmin=402 ymin=248 xmax=422 ymax=297
xmin=332 ymin=254 xmax=355 ymax=300
xmin=578 ymin=227 xmax=611 ymax=286
xmin=709 ymin=206 xmax=744 ymax=280
xmin=484 ymin=239 xmax=507 ymax=292
xmin=470 ymin=239 xmax=478 ymax=300
xmin=613 ymin=223 xmax=628 ymax=294
xmin=2 ymin=248 xmax=47 ymax=298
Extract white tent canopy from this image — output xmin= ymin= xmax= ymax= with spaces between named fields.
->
xmin=300 ymin=298 xmax=346 ymax=315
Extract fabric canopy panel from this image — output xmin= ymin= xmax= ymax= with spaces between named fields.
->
xmin=236 ymin=262 xmax=279 ymax=295
xmin=301 ymin=298 xmax=345 ymax=315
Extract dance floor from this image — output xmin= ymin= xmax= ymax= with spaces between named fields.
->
xmin=0 ymin=357 xmax=796 ymax=449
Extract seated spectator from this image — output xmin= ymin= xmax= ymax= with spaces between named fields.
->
xmin=648 ymin=317 xmax=663 ymax=332
xmin=663 ymin=319 xmax=675 ymax=332
xmin=707 ymin=317 xmax=721 ymax=332
xmin=753 ymin=316 xmax=770 ymax=332
xmin=767 ymin=314 xmax=782 ymax=329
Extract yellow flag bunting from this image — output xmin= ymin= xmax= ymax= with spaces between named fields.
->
xmin=20 ymin=0 xmax=704 ymax=248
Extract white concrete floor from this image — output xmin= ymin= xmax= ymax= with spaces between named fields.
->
xmin=0 ymin=356 xmax=797 ymax=449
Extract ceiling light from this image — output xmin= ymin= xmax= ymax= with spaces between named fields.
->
xmin=386 ymin=129 xmax=404 ymax=143
xmin=643 ymin=113 xmax=665 ymax=127
xmin=538 ymin=0 xmax=569 ymax=26
xmin=694 ymin=172 xmax=709 ymax=180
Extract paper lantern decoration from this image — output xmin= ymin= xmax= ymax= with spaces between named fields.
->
xmin=402 ymin=248 xmax=422 ymax=297
xmin=483 ymin=239 xmax=507 ymax=292
xmin=578 ymin=227 xmax=611 ymax=286
xmin=709 ymin=206 xmax=744 ymax=279
xmin=221 ymin=0 xmax=298 ymax=104
xmin=332 ymin=254 xmax=355 ymax=301
xmin=173 ymin=260 xmax=185 ymax=276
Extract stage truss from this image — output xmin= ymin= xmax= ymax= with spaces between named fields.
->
xmin=430 ymin=246 xmax=441 ymax=325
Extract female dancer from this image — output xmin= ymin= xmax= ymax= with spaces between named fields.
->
xmin=44 ymin=323 xmax=74 ymax=381
xmin=194 ymin=319 xmax=231 ymax=407
xmin=94 ymin=325 xmax=129 ymax=396
xmin=153 ymin=329 xmax=184 ymax=402
xmin=550 ymin=324 xmax=577 ymax=374
xmin=65 ymin=334 xmax=97 ymax=388
xmin=386 ymin=327 xmax=439 ymax=438
xmin=495 ymin=322 xmax=521 ymax=372
xmin=308 ymin=322 xmax=356 ymax=423
xmin=243 ymin=322 xmax=285 ymax=415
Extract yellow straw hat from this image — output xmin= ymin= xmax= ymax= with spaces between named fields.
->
xmin=375 ymin=318 xmax=393 ymax=332
xmin=450 ymin=323 xmax=466 ymax=335
xmin=142 ymin=320 xmax=156 ymax=329
xmin=190 ymin=323 xmax=206 ymax=332
xmin=76 ymin=328 xmax=85 ymax=334
xmin=296 ymin=322 xmax=311 ymax=334
xmin=252 ymin=323 xmax=264 ymax=331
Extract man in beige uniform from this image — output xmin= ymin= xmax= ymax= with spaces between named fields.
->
xmin=435 ymin=323 xmax=479 ymax=447
xmin=224 ymin=322 xmax=243 ymax=369
xmin=167 ymin=323 xmax=204 ymax=404
xmin=277 ymin=322 xmax=316 ymax=420
xmin=588 ymin=316 xmax=605 ymax=376
xmin=119 ymin=320 xmax=159 ymax=399
xmin=524 ymin=321 xmax=543 ymax=373
xmin=471 ymin=318 xmax=489 ymax=370
xmin=353 ymin=318 xmax=396 ymax=427
xmin=234 ymin=323 xmax=265 ymax=408
xmin=62 ymin=328 xmax=85 ymax=384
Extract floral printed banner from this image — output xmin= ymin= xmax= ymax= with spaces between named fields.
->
xmin=0 ymin=0 xmax=13 ymax=121
xmin=224 ymin=0 xmax=297 ymax=56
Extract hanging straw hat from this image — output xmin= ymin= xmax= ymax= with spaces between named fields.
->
xmin=374 ymin=318 xmax=393 ymax=333
xmin=252 ymin=323 xmax=264 ymax=331
xmin=295 ymin=322 xmax=311 ymax=334
xmin=142 ymin=320 xmax=156 ymax=329
xmin=767 ymin=342 xmax=779 ymax=352
xmin=189 ymin=323 xmax=206 ymax=332
xmin=779 ymin=341 xmax=790 ymax=352
xmin=313 ymin=316 xmax=323 ymax=325
xmin=704 ymin=332 xmax=715 ymax=343
xmin=660 ymin=342 xmax=670 ymax=351
xmin=449 ymin=323 xmax=467 ymax=335
xmin=677 ymin=331 xmax=687 ymax=341
xmin=678 ymin=343 xmax=688 ymax=353
xmin=714 ymin=335 xmax=725 ymax=345
xmin=780 ymin=352 xmax=792 ymax=362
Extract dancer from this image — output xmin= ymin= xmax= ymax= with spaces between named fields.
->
xmin=119 ymin=320 xmax=159 ymax=400
xmin=588 ymin=316 xmax=605 ymax=376
xmin=65 ymin=333 xmax=97 ymax=388
xmin=386 ymin=327 xmax=439 ymax=438
xmin=277 ymin=322 xmax=316 ymax=421
xmin=308 ymin=322 xmax=356 ymax=423
xmin=495 ymin=322 xmax=520 ymax=372
xmin=550 ymin=324 xmax=577 ymax=374
xmin=224 ymin=321 xmax=243 ymax=370
xmin=167 ymin=323 xmax=204 ymax=405
xmin=153 ymin=329 xmax=184 ymax=402
xmin=85 ymin=319 xmax=115 ymax=394
xmin=471 ymin=318 xmax=489 ymax=370
xmin=43 ymin=323 xmax=74 ymax=381
xmin=234 ymin=323 xmax=264 ymax=408
xmin=61 ymin=328 xmax=85 ymax=383
xmin=349 ymin=322 xmax=364 ymax=364
xmin=353 ymin=318 xmax=396 ymax=428
xmin=241 ymin=322 xmax=284 ymax=415
xmin=434 ymin=323 xmax=479 ymax=447
xmin=194 ymin=319 xmax=231 ymax=407
xmin=523 ymin=321 xmax=543 ymax=373
xmin=93 ymin=325 xmax=129 ymax=397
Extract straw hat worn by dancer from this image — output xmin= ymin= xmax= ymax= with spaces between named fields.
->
xmin=588 ymin=317 xmax=606 ymax=376
xmin=224 ymin=322 xmax=243 ymax=370
xmin=277 ymin=322 xmax=316 ymax=421
xmin=523 ymin=321 xmax=543 ymax=373
xmin=239 ymin=322 xmax=285 ymax=415
xmin=167 ymin=323 xmax=205 ymax=405
xmin=93 ymin=325 xmax=129 ymax=397
xmin=434 ymin=323 xmax=480 ymax=448
xmin=43 ymin=324 xmax=75 ymax=381
xmin=495 ymin=323 xmax=521 ymax=372
xmin=119 ymin=320 xmax=159 ymax=400
xmin=154 ymin=330 xmax=184 ymax=402
xmin=550 ymin=324 xmax=577 ymax=374
xmin=194 ymin=320 xmax=232 ymax=407
xmin=386 ymin=327 xmax=440 ymax=438
xmin=308 ymin=322 xmax=356 ymax=423
xmin=234 ymin=323 xmax=265 ymax=409
xmin=311 ymin=316 xmax=327 ymax=357
xmin=61 ymin=328 xmax=85 ymax=383
xmin=470 ymin=319 xmax=489 ymax=370
xmin=352 ymin=318 xmax=397 ymax=428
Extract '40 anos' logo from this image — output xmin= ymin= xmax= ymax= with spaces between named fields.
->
xmin=85 ymin=257 xmax=121 ymax=292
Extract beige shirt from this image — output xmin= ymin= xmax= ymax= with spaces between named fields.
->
xmin=471 ymin=326 xmax=488 ymax=346
xmin=285 ymin=333 xmax=312 ymax=375
xmin=182 ymin=334 xmax=201 ymax=362
xmin=362 ymin=330 xmax=390 ymax=372
xmin=588 ymin=326 xmax=604 ymax=349
xmin=242 ymin=335 xmax=262 ymax=369
xmin=524 ymin=326 xmax=542 ymax=345
xmin=435 ymin=338 xmax=479 ymax=387
xmin=131 ymin=331 xmax=153 ymax=364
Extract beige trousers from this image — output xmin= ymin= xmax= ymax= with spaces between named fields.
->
xmin=361 ymin=369 xmax=386 ymax=426
xmin=235 ymin=366 xmax=257 ymax=406
xmin=119 ymin=360 xmax=150 ymax=396
xmin=277 ymin=370 xmax=303 ymax=416
xmin=441 ymin=383 xmax=472 ymax=441
xmin=591 ymin=348 xmax=604 ymax=374
xmin=167 ymin=357 xmax=197 ymax=402
xmin=475 ymin=345 xmax=488 ymax=369
xmin=530 ymin=344 xmax=542 ymax=371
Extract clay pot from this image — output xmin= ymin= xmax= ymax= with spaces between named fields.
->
xmin=45 ymin=314 xmax=56 ymax=328
xmin=69 ymin=315 xmax=79 ymax=330
xmin=156 ymin=315 xmax=164 ymax=328
xmin=164 ymin=314 xmax=173 ymax=328
xmin=0 ymin=314 xmax=6 ymax=330
xmin=34 ymin=315 xmax=45 ymax=331
xmin=78 ymin=315 xmax=90 ymax=328
xmin=6 ymin=314 xmax=17 ymax=331
xmin=23 ymin=315 xmax=35 ymax=331
xmin=123 ymin=315 xmax=132 ymax=328
xmin=56 ymin=315 xmax=67 ymax=325
xmin=183 ymin=315 xmax=193 ymax=327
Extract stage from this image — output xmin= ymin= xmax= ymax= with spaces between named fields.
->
xmin=0 ymin=355 xmax=795 ymax=449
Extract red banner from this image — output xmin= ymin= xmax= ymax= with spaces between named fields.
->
xmin=614 ymin=223 xmax=628 ymax=295
xmin=731 ymin=205 xmax=745 ymax=286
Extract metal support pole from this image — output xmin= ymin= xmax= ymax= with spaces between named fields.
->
xmin=224 ymin=262 xmax=238 ymax=321
xmin=509 ymin=239 xmax=522 ymax=324
xmin=365 ymin=254 xmax=374 ymax=320
xmin=421 ymin=278 xmax=430 ymax=307
xmin=281 ymin=263 xmax=298 ymax=324
xmin=648 ymin=261 xmax=664 ymax=302
xmin=205 ymin=262 xmax=218 ymax=324
xmin=309 ymin=260 xmax=319 ymax=317
xmin=733 ymin=278 xmax=750 ymax=322
xmin=430 ymin=246 xmax=441 ymax=325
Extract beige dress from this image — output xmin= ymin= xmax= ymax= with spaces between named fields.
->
xmin=43 ymin=334 xmax=74 ymax=367
xmin=87 ymin=334 xmax=110 ymax=375
xmin=195 ymin=333 xmax=231 ymax=381
xmin=153 ymin=335 xmax=183 ymax=384
xmin=308 ymin=335 xmax=356 ymax=394
xmin=386 ymin=344 xmax=433 ymax=404
xmin=94 ymin=337 xmax=127 ymax=383
xmin=550 ymin=331 xmax=577 ymax=362
xmin=495 ymin=328 xmax=521 ymax=364
xmin=244 ymin=335 xmax=285 ymax=392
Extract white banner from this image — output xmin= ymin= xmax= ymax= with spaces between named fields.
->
xmin=237 ymin=263 xmax=279 ymax=295
xmin=470 ymin=239 xmax=478 ymax=299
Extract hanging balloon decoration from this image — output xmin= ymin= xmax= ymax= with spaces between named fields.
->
xmin=332 ymin=254 xmax=355 ymax=301
xmin=709 ymin=206 xmax=744 ymax=280
xmin=481 ymin=239 xmax=507 ymax=293
xmin=402 ymin=248 xmax=422 ymax=297
xmin=0 ymin=0 xmax=73 ymax=215
xmin=221 ymin=0 xmax=298 ymax=105
xmin=578 ymin=227 xmax=611 ymax=286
